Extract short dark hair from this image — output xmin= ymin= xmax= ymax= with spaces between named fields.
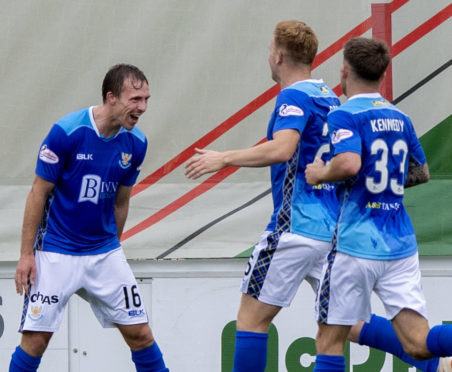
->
xmin=274 ymin=20 xmax=318 ymax=66
xmin=343 ymin=37 xmax=390 ymax=81
xmin=102 ymin=64 xmax=148 ymax=102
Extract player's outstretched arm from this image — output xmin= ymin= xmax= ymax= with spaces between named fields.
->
xmin=15 ymin=175 xmax=54 ymax=295
xmin=184 ymin=129 xmax=300 ymax=180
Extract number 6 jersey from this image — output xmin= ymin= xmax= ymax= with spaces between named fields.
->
xmin=328 ymin=93 xmax=427 ymax=260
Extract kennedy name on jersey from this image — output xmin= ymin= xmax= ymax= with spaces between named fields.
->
xmin=78 ymin=174 xmax=119 ymax=204
xmin=371 ymin=118 xmax=405 ymax=132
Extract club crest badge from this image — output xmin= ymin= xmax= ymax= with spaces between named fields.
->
xmin=119 ymin=152 xmax=132 ymax=169
xmin=28 ymin=305 xmax=43 ymax=321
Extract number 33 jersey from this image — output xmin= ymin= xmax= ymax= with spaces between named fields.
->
xmin=328 ymin=93 xmax=426 ymax=260
xmin=35 ymin=106 xmax=147 ymax=255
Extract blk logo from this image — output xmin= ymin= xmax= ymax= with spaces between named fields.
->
xmin=76 ymin=153 xmax=93 ymax=160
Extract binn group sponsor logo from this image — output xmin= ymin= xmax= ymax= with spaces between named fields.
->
xmin=39 ymin=145 xmax=59 ymax=164
xmin=78 ymin=174 xmax=118 ymax=204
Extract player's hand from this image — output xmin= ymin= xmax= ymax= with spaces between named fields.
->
xmin=305 ymin=157 xmax=325 ymax=186
xmin=15 ymin=254 xmax=36 ymax=295
xmin=185 ymin=148 xmax=226 ymax=179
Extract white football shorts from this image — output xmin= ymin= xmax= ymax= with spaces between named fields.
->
xmin=240 ymin=231 xmax=332 ymax=307
xmin=316 ymin=251 xmax=428 ymax=325
xmin=20 ymin=247 xmax=148 ymax=333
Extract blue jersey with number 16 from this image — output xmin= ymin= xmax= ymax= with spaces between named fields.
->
xmin=328 ymin=93 xmax=426 ymax=260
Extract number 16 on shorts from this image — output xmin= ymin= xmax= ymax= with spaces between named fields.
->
xmin=122 ymin=285 xmax=145 ymax=317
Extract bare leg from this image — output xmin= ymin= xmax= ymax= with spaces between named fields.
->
xmin=233 ymin=293 xmax=281 ymax=372
xmin=347 ymin=321 xmax=364 ymax=343
xmin=316 ymin=323 xmax=351 ymax=355
xmin=20 ymin=331 xmax=53 ymax=356
xmin=392 ymin=308 xmax=433 ymax=360
xmin=117 ymin=323 xmax=169 ymax=372
xmin=236 ymin=293 xmax=281 ymax=332
xmin=116 ymin=323 xmax=154 ymax=350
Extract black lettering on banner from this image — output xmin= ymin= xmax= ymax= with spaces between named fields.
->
xmin=0 ymin=296 xmax=4 ymax=338
xmin=123 ymin=285 xmax=142 ymax=309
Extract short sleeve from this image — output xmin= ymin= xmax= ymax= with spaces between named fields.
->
xmin=35 ymin=124 xmax=70 ymax=184
xmin=272 ymin=88 xmax=310 ymax=136
xmin=328 ymin=109 xmax=362 ymax=156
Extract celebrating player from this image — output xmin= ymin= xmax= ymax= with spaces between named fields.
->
xmin=305 ymin=37 xmax=452 ymax=372
xmin=185 ymin=21 xmax=448 ymax=372
xmin=10 ymin=64 xmax=169 ymax=372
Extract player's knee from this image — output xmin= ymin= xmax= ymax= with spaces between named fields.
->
xmin=402 ymin=340 xmax=431 ymax=360
xmin=236 ymin=313 xmax=272 ymax=333
xmin=122 ymin=325 xmax=155 ymax=350
xmin=21 ymin=331 xmax=52 ymax=356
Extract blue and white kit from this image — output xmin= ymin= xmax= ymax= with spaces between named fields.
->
xmin=35 ymin=106 xmax=147 ymax=255
xmin=328 ymin=93 xmax=426 ymax=260
xmin=21 ymin=106 xmax=149 ymax=332
xmin=242 ymin=79 xmax=340 ymax=306
xmin=317 ymin=93 xmax=428 ymax=325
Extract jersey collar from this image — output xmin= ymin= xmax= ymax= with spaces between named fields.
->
xmin=89 ymin=106 xmax=121 ymax=141
xmin=288 ymin=78 xmax=324 ymax=88
xmin=348 ymin=93 xmax=382 ymax=101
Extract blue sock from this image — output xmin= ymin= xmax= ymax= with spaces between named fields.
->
xmin=359 ymin=314 xmax=439 ymax=372
xmin=313 ymin=354 xmax=345 ymax=371
xmin=131 ymin=342 xmax=169 ymax=372
xmin=9 ymin=346 xmax=42 ymax=372
xmin=233 ymin=330 xmax=268 ymax=372
xmin=427 ymin=324 xmax=452 ymax=357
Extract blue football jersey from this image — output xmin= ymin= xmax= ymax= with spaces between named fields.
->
xmin=35 ymin=107 xmax=147 ymax=255
xmin=266 ymin=79 xmax=340 ymax=241
xmin=328 ymin=93 xmax=426 ymax=260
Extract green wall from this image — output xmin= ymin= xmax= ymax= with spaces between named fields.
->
xmin=408 ymin=114 xmax=452 ymax=255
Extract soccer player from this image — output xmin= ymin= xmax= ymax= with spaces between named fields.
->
xmin=185 ymin=21 xmax=447 ymax=372
xmin=305 ymin=37 xmax=452 ymax=372
xmin=10 ymin=64 xmax=169 ymax=372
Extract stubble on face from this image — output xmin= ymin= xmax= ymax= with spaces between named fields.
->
xmin=115 ymin=78 xmax=150 ymax=130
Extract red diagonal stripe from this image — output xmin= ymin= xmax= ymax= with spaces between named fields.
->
xmin=131 ymin=85 xmax=280 ymax=196
xmin=131 ymin=16 xmax=377 ymax=198
xmin=122 ymin=139 xmax=267 ymax=241
xmin=392 ymin=4 xmax=451 ymax=57
xmin=133 ymin=0 xmax=413 ymax=198
xmin=122 ymin=167 xmax=239 ymax=241
xmin=125 ymin=0 xmax=451 ymax=242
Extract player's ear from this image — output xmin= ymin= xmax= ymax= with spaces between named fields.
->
xmin=277 ymin=50 xmax=284 ymax=64
xmin=340 ymin=63 xmax=348 ymax=79
xmin=105 ymin=91 xmax=117 ymax=105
